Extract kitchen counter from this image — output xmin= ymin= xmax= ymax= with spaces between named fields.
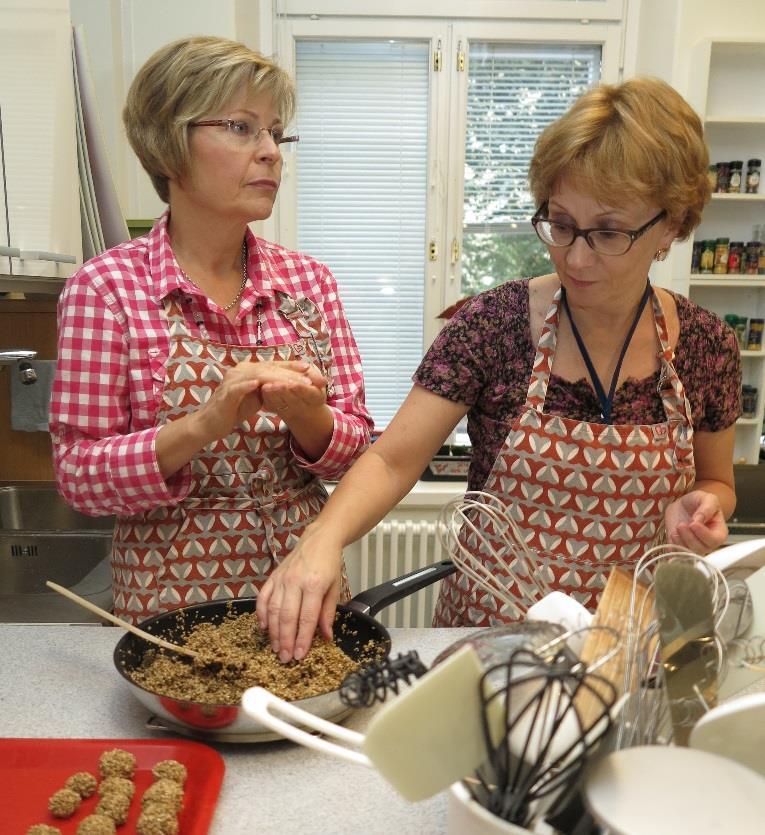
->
xmin=0 ymin=624 xmax=476 ymax=835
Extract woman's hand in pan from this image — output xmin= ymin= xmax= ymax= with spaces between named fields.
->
xmin=260 ymin=361 xmax=328 ymax=422
xmin=256 ymin=525 xmax=344 ymax=663
xmin=194 ymin=360 xmax=313 ymax=443
xmin=664 ymin=489 xmax=729 ymax=555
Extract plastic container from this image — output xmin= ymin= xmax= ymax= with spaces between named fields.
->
xmin=742 ymin=386 xmax=758 ymax=418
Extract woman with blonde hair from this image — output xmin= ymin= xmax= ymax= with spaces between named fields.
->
xmin=258 ymin=76 xmax=740 ymax=662
xmin=50 ymin=36 xmax=372 ymax=622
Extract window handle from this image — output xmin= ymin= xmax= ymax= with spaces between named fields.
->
xmin=451 ymin=238 xmax=460 ymax=265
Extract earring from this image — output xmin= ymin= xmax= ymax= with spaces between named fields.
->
xmin=654 ymin=248 xmax=668 ymax=262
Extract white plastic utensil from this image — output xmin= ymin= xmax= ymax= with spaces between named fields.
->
xmin=584 ymin=745 xmax=765 ymax=835
xmin=242 ymin=645 xmax=503 ymax=802
xmin=689 ymin=691 xmax=765 ymax=777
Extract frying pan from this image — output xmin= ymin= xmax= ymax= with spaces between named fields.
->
xmin=114 ymin=559 xmax=456 ymax=742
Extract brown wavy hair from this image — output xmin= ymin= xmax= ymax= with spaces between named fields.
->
xmin=123 ymin=36 xmax=296 ymax=203
xmin=528 ymin=76 xmax=710 ymax=240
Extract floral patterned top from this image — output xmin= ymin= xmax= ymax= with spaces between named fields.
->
xmin=414 ymin=278 xmax=742 ymax=491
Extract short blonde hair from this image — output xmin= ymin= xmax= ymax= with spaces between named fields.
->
xmin=528 ymin=77 xmax=709 ymax=240
xmin=123 ymin=36 xmax=296 ymax=203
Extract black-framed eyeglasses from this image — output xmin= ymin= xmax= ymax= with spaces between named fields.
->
xmin=189 ymin=118 xmax=299 ymax=148
xmin=531 ymin=204 xmax=667 ymax=256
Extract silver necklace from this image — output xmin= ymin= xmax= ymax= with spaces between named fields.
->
xmin=180 ymin=241 xmax=249 ymax=312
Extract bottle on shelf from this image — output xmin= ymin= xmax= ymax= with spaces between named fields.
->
xmin=713 ymin=237 xmax=730 ymax=274
xmin=729 ymin=161 xmax=744 ymax=194
xmin=728 ymin=241 xmax=744 ymax=274
xmin=698 ymin=240 xmax=715 ymax=273
xmin=746 ymin=159 xmax=761 ymax=194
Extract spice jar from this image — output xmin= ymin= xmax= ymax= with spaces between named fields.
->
xmin=716 ymin=162 xmax=731 ymax=193
xmin=728 ymin=241 xmax=744 ymax=274
xmin=691 ymin=241 xmax=702 ymax=273
xmin=707 ymin=164 xmax=718 ymax=192
xmin=741 ymin=385 xmax=758 ymax=418
xmin=725 ymin=314 xmax=748 ymax=350
xmin=729 ymin=161 xmax=744 ymax=193
xmin=746 ymin=159 xmax=761 ymax=194
xmin=745 ymin=241 xmax=760 ymax=275
xmin=713 ymin=237 xmax=730 ymax=274
xmin=747 ymin=318 xmax=764 ymax=351
xmin=700 ymin=240 xmax=716 ymax=274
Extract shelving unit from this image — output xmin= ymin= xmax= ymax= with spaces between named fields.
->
xmin=688 ymin=40 xmax=765 ymax=465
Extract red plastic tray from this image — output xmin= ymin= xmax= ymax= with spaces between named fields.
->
xmin=0 ymin=738 xmax=225 ymax=835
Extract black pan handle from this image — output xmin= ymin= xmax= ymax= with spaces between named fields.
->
xmin=346 ymin=559 xmax=456 ymax=618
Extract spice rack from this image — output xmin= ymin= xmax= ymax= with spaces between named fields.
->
xmin=687 ymin=40 xmax=765 ymax=465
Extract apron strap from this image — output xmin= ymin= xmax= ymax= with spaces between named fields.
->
xmin=561 ymin=280 xmax=652 ymax=425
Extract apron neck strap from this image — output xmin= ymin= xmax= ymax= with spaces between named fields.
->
xmin=561 ymin=280 xmax=652 ymax=425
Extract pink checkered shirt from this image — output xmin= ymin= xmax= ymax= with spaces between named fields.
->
xmin=50 ymin=213 xmax=373 ymax=517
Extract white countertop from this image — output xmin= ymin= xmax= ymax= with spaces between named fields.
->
xmin=0 ymin=624 xmax=475 ymax=835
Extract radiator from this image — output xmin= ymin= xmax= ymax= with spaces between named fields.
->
xmin=354 ymin=520 xmax=445 ymax=628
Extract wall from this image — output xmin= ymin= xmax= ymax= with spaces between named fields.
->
xmin=0 ymin=300 xmax=57 ymax=481
xmin=69 ymin=0 xmax=269 ymax=223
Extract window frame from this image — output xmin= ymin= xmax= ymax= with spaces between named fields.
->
xmin=274 ymin=13 xmax=623 ymax=424
xmin=276 ymin=1 xmax=626 ymax=22
xmin=444 ymin=21 xmax=622 ymax=308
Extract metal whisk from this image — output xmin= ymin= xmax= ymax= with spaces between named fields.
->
xmin=437 ymin=490 xmax=552 ymax=620
xmin=469 ymin=645 xmax=617 ymax=828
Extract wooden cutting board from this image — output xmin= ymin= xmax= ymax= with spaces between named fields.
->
xmin=575 ymin=566 xmax=655 ymax=727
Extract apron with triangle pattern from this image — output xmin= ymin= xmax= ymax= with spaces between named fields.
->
xmin=433 ymin=285 xmax=695 ymax=627
xmin=112 ymin=291 xmax=350 ymax=624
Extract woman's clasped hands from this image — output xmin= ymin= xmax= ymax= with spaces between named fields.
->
xmin=194 ymin=359 xmax=327 ymax=443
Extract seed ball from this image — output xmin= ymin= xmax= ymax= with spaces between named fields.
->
xmin=76 ymin=815 xmax=117 ymax=835
xmin=95 ymin=792 xmax=132 ymax=825
xmin=65 ymin=771 xmax=98 ymax=798
xmin=98 ymin=748 xmax=137 ymax=779
xmin=151 ymin=759 xmax=187 ymax=785
xmin=48 ymin=788 xmax=81 ymax=818
xmin=141 ymin=779 xmax=183 ymax=812
xmin=98 ymin=776 xmax=136 ymax=799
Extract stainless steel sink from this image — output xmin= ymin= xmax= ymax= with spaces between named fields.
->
xmin=0 ymin=484 xmax=114 ymax=531
xmin=0 ymin=483 xmax=114 ymax=623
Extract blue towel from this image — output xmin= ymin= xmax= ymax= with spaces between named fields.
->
xmin=10 ymin=359 xmax=57 ymax=432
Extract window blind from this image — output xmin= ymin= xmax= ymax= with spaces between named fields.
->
xmin=295 ymin=41 xmax=429 ymax=430
xmin=464 ymin=43 xmax=602 ymax=228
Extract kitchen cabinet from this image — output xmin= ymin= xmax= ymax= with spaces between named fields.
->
xmin=0 ymin=0 xmax=81 ymax=281
xmin=686 ymin=40 xmax=765 ymax=465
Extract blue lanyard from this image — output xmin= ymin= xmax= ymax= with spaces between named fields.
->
xmin=561 ymin=281 xmax=652 ymax=425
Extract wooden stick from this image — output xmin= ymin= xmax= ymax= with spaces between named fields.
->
xmin=45 ymin=580 xmax=198 ymax=659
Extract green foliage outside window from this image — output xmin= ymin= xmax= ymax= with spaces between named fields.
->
xmin=461 ymin=230 xmax=552 ymax=296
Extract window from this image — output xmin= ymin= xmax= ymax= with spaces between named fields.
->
xmin=295 ymin=41 xmax=430 ymax=429
xmin=461 ymin=43 xmax=602 ymax=295
xmin=279 ymin=15 xmax=620 ymax=429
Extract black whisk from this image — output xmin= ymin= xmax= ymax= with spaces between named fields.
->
xmin=339 ymin=650 xmax=428 ymax=707
xmin=469 ymin=647 xmax=616 ymax=829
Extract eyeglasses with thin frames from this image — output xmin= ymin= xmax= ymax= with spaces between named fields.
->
xmin=531 ymin=204 xmax=667 ymax=256
xmin=189 ymin=118 xmax=299 ymax=149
